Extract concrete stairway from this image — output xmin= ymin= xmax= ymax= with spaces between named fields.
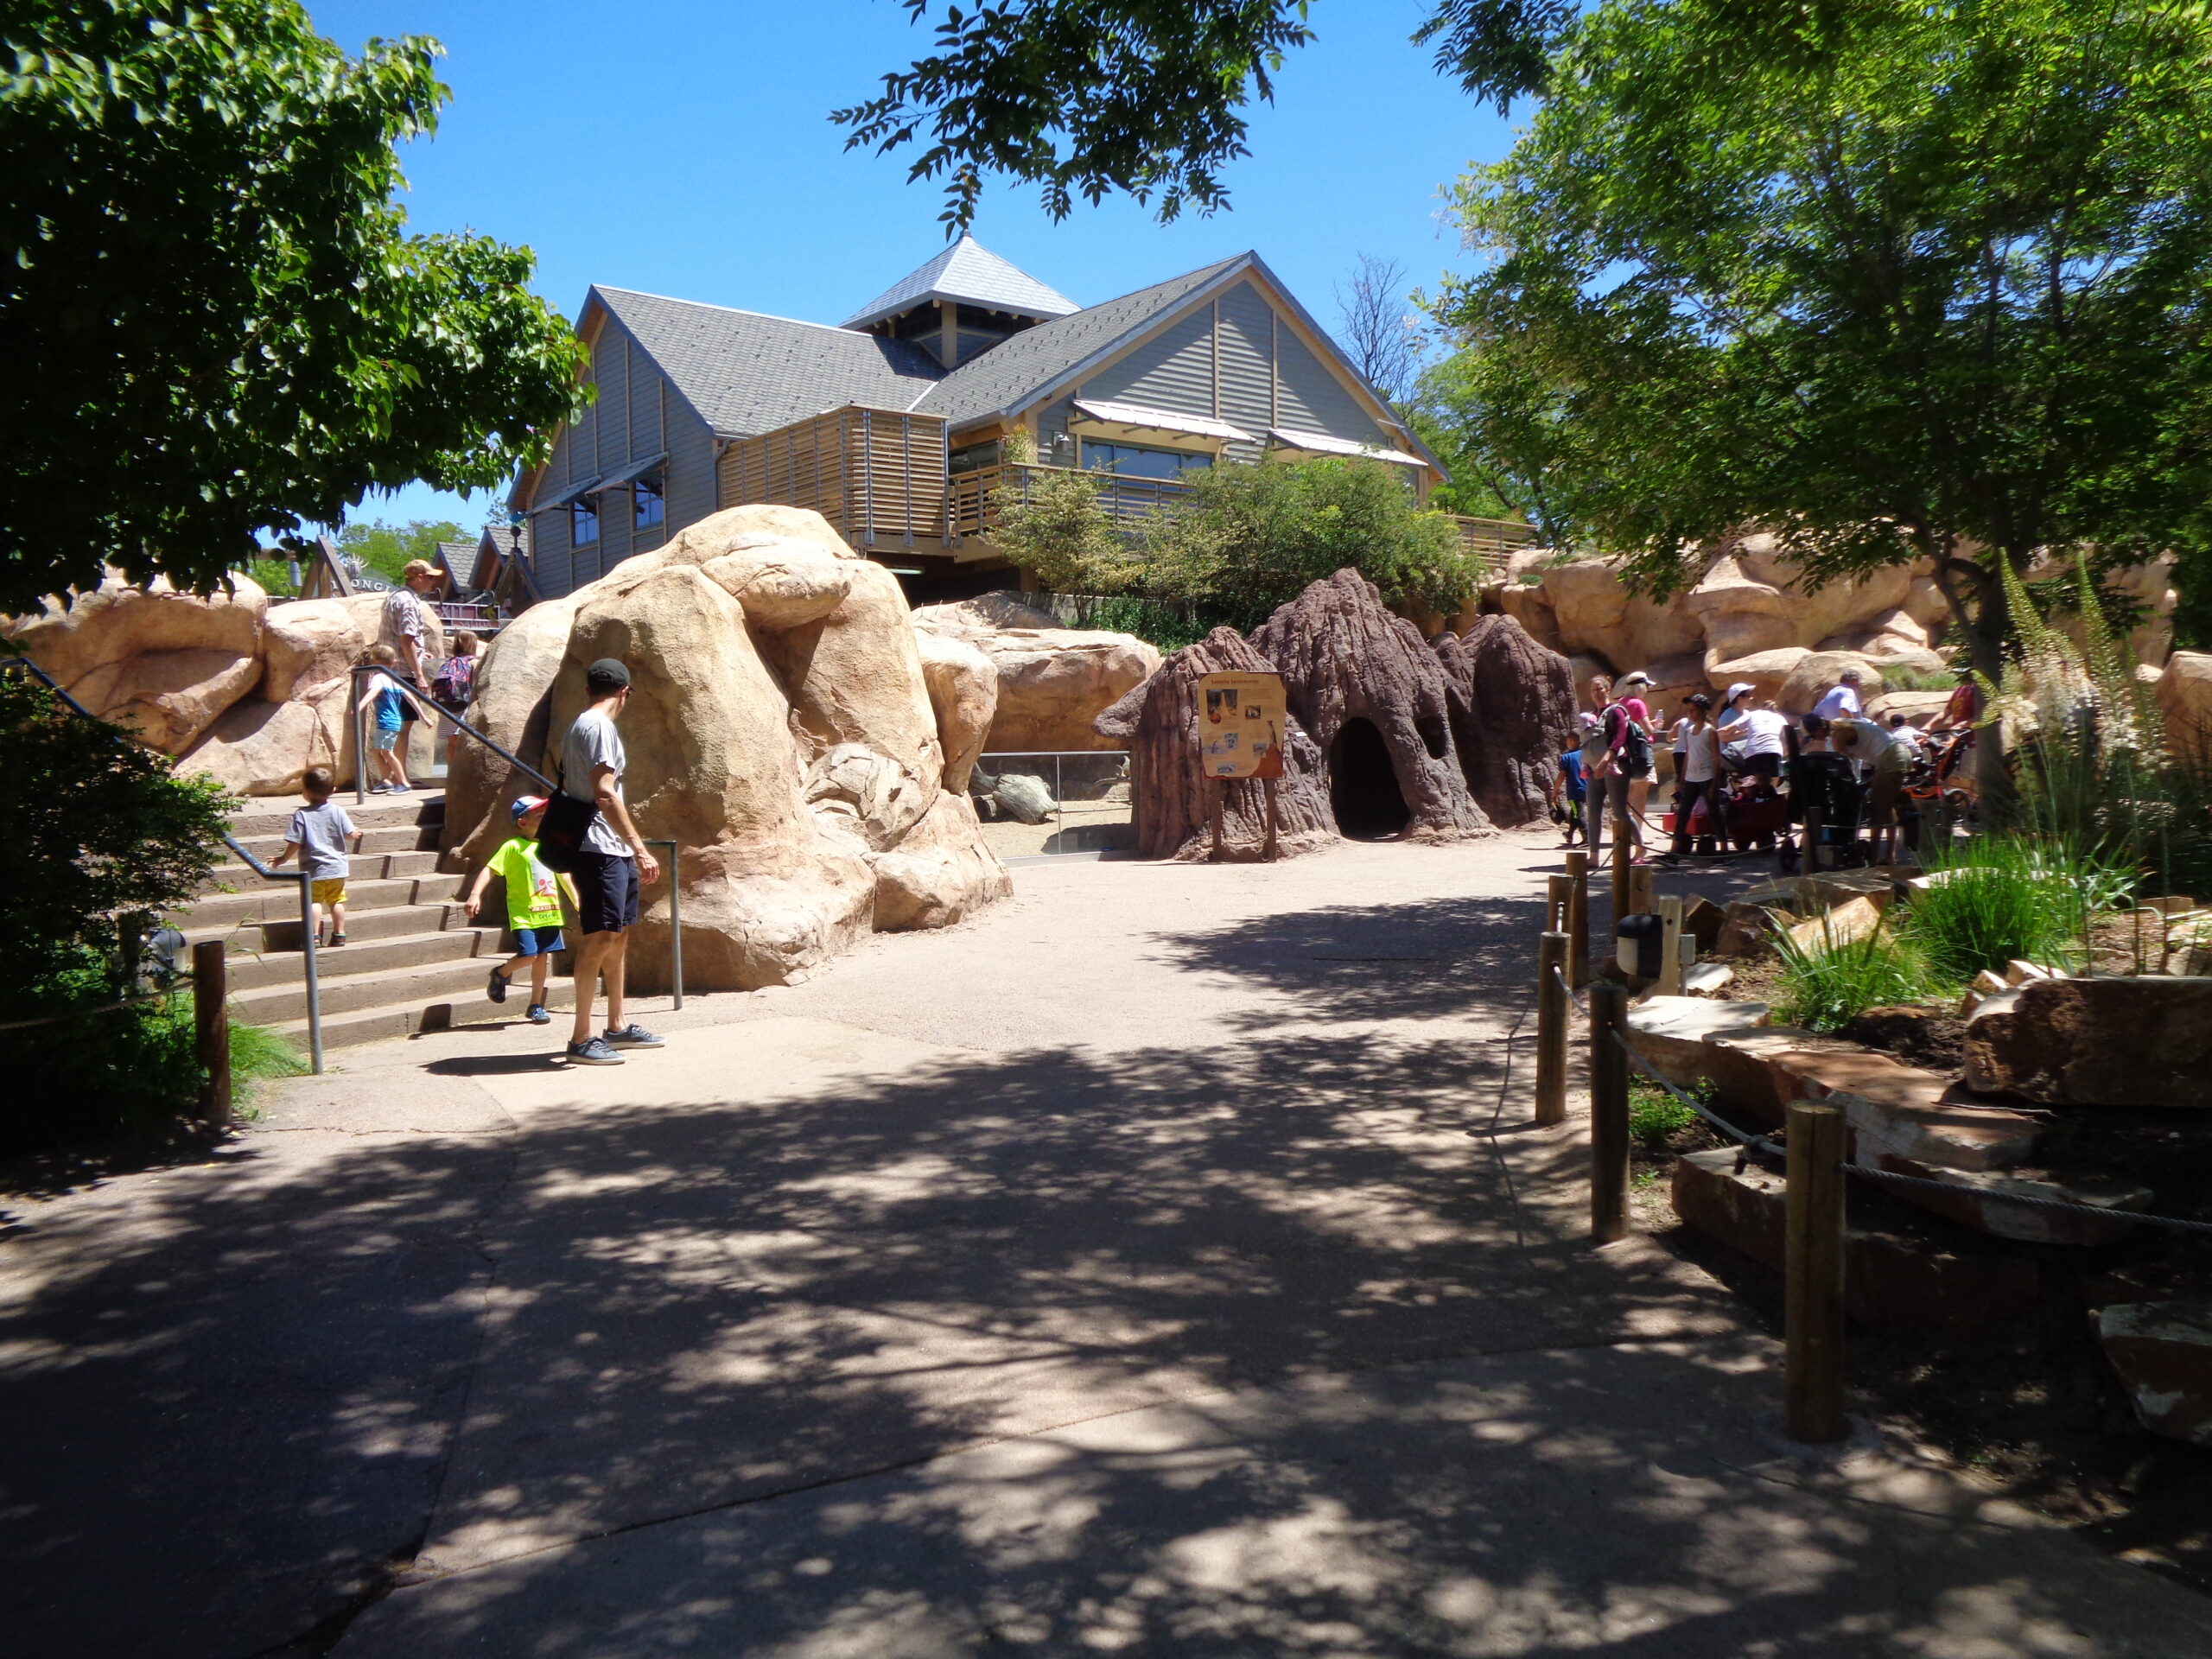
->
xmin=177 ymin=791 xmax=571 ymax=1052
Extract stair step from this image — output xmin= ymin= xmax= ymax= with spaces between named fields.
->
xmin=228 ymin=824 xmax=441 ymax=861
xmin=257 ymin=902 xmax=469 ymax=950
xmin=226 ymin=927 xmax=497 ymax=991
xmin=226 ymin=791 xmax=446 ymax=841
xmin=178 ymin=872 xmax=464 ymax=931
xmin=195 ymin=849 xmax=445 ymax=896
xmin=273 ymin=979 xmax=576 ymax=1050
xmin=231 ymin=955 xmax=518 ymax=1023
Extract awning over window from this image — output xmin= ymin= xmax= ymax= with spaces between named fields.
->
xmin=1071 ymin=399 xmax=1255 ymax=444
xmin=1267 ymin=426 xmax=1426 ymax=467
xmin=585 ymin=453 xmax=668 ymax=493
xmin=550 ymin=474 xmax=603 ymax=509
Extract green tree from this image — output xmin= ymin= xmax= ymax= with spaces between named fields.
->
xmin=840 ymin=2 xmax=1560 ymax=228
xmin=2 ymin=0 xmax=588 ymax=613
xmin=1402 ymin=348 xmax=1570 ymax=538
xmin=1430 ymin=0 xmax=2212 ymax=793
xmin=990 ymin=469 xmax=1135 ymax=596
xmin=337 ymin=518 xmax=468 ymax=586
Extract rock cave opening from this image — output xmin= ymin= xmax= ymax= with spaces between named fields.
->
xmin=1328 ymin=718 xmax=1411 ymax=840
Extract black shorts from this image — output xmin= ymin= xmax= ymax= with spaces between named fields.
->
xmin=573 ymin=849 xmax=640 ymax=935
xmin=1739 ymin=753 xmax=1783 ymax=779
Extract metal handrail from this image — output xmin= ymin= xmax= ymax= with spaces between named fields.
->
xmin=350 ymin=665 xmax=683 ymax=1005
xmin=1 ymin=654 xmax=321 ymax=1071
xmin=224 ymin=834 xmax=324 ymax=1074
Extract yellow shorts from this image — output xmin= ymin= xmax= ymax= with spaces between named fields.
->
xmin=310 ymin=878 xmax=348 ymax=906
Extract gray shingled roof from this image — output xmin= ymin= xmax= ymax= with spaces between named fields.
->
xmin=842 ymin=235 xmax=1079 ymax=330
xmin=593 ymin=286 xmax=945 ymax=439
xmin=914 ymin=256 xmax=1248 ymax=429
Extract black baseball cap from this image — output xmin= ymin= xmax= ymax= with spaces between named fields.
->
xmin=586 ymin=658 xmax=631 ymax=692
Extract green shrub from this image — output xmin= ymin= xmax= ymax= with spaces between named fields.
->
xmin=1772 ymin=921 xmax=1931 ymax=1032
xmin=1893 ymin=835 xmax=2130 ymax=983
xmin=1628 ymin=1077 xmax=1700 ymax=1148
xmin=1065 ymin=594 xmax=1212 ymax=652
xmin=1876 ymin=664 xmax=1961 ymax=693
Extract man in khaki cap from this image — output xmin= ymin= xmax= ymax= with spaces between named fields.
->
xmin=378 ymin=556 xmax=447 ymax=691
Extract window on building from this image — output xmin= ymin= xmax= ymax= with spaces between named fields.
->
xmin=570 ymin=498 xmax=599 ymax=546
xmin=1079 ymin=440 xmax=1214 ymax=480
xmin=949 ymin=440 xmax=1002 ymax=475
xmin=632 ymin=474 xmax=664 ymax=529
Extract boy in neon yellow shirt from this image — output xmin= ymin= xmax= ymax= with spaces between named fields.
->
xmin=464 ymin=796 xmax=575 ymax=1025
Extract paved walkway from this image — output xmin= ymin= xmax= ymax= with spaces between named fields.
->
xmin=3 ymin=834 xmax=2208 ymax=1656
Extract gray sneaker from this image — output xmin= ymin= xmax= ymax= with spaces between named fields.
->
xmin=603 ymin=1023 xmax=664 ymax=1048
xmin=566 ymin=1036 xmax=625 ymax=1065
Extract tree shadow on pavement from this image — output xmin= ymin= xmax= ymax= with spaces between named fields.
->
xmin=1 ymin=1028 xmax=1741 ymax=1659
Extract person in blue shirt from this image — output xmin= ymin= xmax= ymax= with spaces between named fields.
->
xmin=1552 ymin=746 xmax=1588 ymax=846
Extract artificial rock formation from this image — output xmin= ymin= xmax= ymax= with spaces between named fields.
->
xmin=1491 ymin=531 xmax=2178 ymax=713
xmin=3 ymin=571 xmax=270 ymax=752
xmin=1093 ymin=627 xmax=1336 ymax=862
xmin=912 ymin=593 xmax=1160 ymax=753
xmin=445 ymin=505 xmax=1010 ymax=990
xmin=2158 ymin=651 xmax=2212 ymax=769
xmin=1432 ymin=613 xmax=1576 ymax=827
xmin=1250 ymin=569 xmax=1491 ymax=842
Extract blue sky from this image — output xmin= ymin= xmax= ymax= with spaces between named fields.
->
xmin=306 ymin=0 xmax=1517 ymax=531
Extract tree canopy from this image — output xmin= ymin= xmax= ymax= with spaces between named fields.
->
xmin=1430 ymin=0 xmax=2212 ymax=686
xmin=2 ymin=0 xmax=588 ymax=613
xmin=839 ymin=1 xmax=1555 ymax=228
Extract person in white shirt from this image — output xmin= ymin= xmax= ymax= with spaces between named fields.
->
xmin=1667 ymin=694 xmax=1727 ymax=856
xmin=1810 ymin=667 xmax=1866 ymax=726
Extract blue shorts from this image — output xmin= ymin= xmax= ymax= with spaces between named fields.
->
xmin=512 ymin=925 xmax=566 ymax=956
xmin=370 ymin=722 xmax=403 ymax=752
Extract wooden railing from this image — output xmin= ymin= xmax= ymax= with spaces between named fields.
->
xmin=948 ymin=463 xmax=1195 ymax=539
xmin=1452 ymin=515 xmax=1541 ymax=567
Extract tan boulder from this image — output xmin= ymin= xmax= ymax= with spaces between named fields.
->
xmin=261 ymin=599 xmax=372 ymax=703
xmin=4 ymin=571 xmax=268 ymax=750
xmin=1491 ymin=550 xmax=1567 ymax=653
xmin=912 ymin=595 xmax=1160 ymax=754
xmin=1624 ymin=652 xmax=1709 ymax=728
xmin=1538 ymin=556 xmax=1702 ymax=673
xmin=1866 ymin=689 xmax=1955 ymax=726
xmin=1705 ymin=645 xmax=1809 ymax=705
xmin=913 ymin=631 xmax=996 ymax=793
xmin=1687 ymin=556 xmax=1796 ymax=663
xmin=179 ymin=693 xmax=348 ymax=798
xmin=1732 ymin=535 xmax=1916 ymax=643
xmin=697 ymin=531 xmax=855 ymax=630
xmin=442 ymin=594 xmax=588 ymax=867
xmin=2158 ymin=651 xmax=2212 ymax=769
xmin=1777 ymin=650 xmax=1887 ymax=716
xmin=869 ymin=788 xmax=1013 ymax=931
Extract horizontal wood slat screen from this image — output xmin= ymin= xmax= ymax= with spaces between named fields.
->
xmin=717 ymin=405 xmax=949 ymax=550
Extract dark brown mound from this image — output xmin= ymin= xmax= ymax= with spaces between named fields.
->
xmin=1093 ymin=627 xmax=1337 ymax=862
xmin=1249 ymin=569 xmax=1491 ymax=842
xmin=1433 ymin=613 xmax=1577 ymax=828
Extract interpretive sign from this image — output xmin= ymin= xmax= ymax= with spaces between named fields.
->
xmin=1197 ymin=671 xmax=1287 ymax=780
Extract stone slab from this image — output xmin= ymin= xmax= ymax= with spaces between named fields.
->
xmin=1672 ymin=1150 xmax=2043 ymax=1332
xmin=1623 ymin=996 xmax=1768 ymax=1090
xmin=2098 ymin=1301 xmax=2212 ymax=1448
xmin=1965 ymin=976 xmax=2212 ymax=1107
xmin=1701 ymin=1028 xmax=1863 ymax=1127
xmin=1772 ymin=1049 xmax=2042 ymax=1172
xmin=1785 ymin=893 xmax=1886 ymax=954
xmin=1853 ymin=1152 xmax=2153 ymax=1246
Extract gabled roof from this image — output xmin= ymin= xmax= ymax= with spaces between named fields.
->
xmin=842 ymin=234 xmax=1078 ymax=331
xmin=590 ymin=286 xmax=945 ymax=440
xmin=913 ymin=256 xmax=1245 ymax=429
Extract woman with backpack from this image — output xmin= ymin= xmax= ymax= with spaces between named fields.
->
xmin=1605 ymin=671 xmax=1657 ymax=862
xmin=1576 ymin=680 xmax=1616 ymax=861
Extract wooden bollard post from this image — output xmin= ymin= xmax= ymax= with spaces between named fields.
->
xmin=1629 ymin=863 xmax=1656 ymax=919
xmin=1656 ymin=894 xmax=1685 ymax=996
xmin=193 ymin=938 xmax=231 ymax=1128
xmin=1535 ymin=931 xmax=1569 ymax=1127
xmin=1611 ymin=833 xmax=1632 ymax=934
xmin=1545 ymin=873 xmax=1573 ymax=937
xmin=1564 ymin=850 xmax=1591 ymax=988
xmin=1785 ymin=1101 xmax=1849 ymax=1444
xmin=1588 ymin=982 xmax=1630 ymax=1242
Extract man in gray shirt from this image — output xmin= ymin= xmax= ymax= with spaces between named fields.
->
xmin=561 ymin=658 xmax=664 ymax=1065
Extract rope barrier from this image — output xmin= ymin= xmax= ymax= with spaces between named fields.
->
xmin=1609 ymin=1027 xmax=1783 ymax=1163
xmin=0 ymin=980 xmax=195 ymax=1033
xmin=1465 ymin=995 xmax=1535 ymax=1252
xmin=1548 ymin=962 xmax=1587 ymax=1016
xmin=1843 ymin=1162 xmax=2212 ymax=1236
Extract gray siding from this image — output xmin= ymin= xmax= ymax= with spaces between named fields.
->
xmin=1084 ymin=306 xmax=1215 ymax=416
xmin=1275 ymin=328 xmax=1388 ymax=446
xmin=1216 ymin=281 xmax=1274 ymax=466
xmin=1033 ymin=394 xmax=1076 ymax=462
xmin=664 ymin=399 xmax=718 ymax=529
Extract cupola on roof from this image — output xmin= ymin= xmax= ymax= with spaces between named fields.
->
xmin=842 ymin=234 xmax=1080 ymax=331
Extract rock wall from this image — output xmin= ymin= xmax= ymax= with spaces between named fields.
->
xmin=1093 ymin=628 xmax=1337 ymax=862
xmin=1251 ymin=570 xmax=1492 ymax=842
xmin=2 ymin=572 xmax=445 ymax=797
xmin=2160 ymin=651 xmax=2212 ymax=770
xmin=1491 ymin=533 xmax=2178 ymax=714
xmin=445 ymin=505 xmax=1010 ymax=991
xmin=912 ymin=594 xmax=1160 ymax=754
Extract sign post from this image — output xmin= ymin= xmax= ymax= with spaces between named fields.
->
xmin=1196 ymin=671 xmax=1289 ymax=863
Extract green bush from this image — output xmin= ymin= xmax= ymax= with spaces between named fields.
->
xmin=1628 ymin=1077 xmax=1700 ymax=1148
xmin=1893 ymin=836 xmax=2128 ymax=983
xmin=1771 ymin=921 xmax=1931 ymax=1032
xmin=1065 ymin=594 xmax=1212 ymax=652
xmin=1876 ymin=664 xmax=1961 ymax=693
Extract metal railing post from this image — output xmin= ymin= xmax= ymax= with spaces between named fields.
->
xmin=296 ymin=873 xmax=325 ymax=1074
xmin=350 ymin=669 xmax=367 ymax=804
xmin=647 ymin=838 xmax=683 ymax=1010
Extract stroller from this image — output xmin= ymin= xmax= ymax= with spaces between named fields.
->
xmin=1781 ymin=750 xmax=1868 ymax=873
